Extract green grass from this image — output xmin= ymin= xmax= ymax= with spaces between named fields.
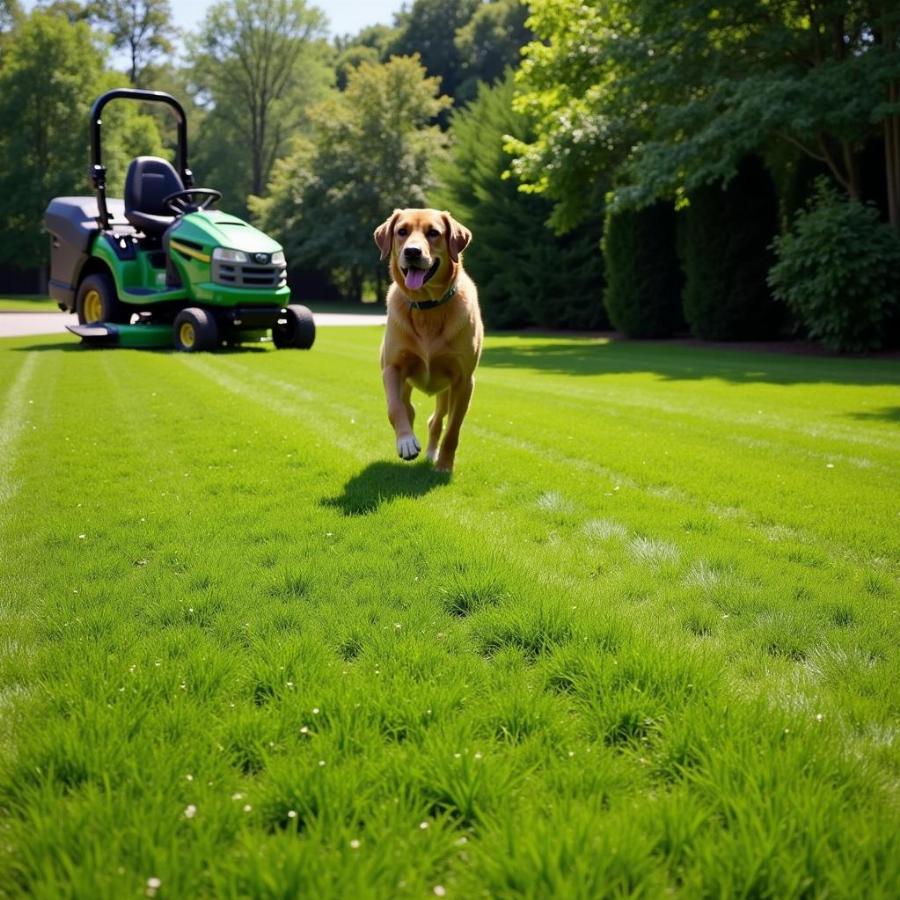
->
xmin=0 ymin=295 xmax=61 ymax=312
xmin=1 ymin=329 xmax=898 ymax=898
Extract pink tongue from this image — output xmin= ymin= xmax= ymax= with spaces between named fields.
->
xmin=405 ymin=268 xmax=427 ymax=290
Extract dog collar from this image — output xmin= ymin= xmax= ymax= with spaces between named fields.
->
xmin=406 ymin=281 xmax=457 ymax=311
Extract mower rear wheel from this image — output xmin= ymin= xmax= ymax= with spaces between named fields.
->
xmin=272 ymin=304 xmax=316 ymax=349
xmin=76 ymin=272 xmax=128 ymax=325
xmin=173 ymin=308 xmax=219 ymax=352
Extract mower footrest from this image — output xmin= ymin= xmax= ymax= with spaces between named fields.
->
xmin=67 ymin=324 xmax=120 ymax=343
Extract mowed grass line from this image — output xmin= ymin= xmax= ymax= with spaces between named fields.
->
xmin=0 ymin=329 xmax=897 ymax=898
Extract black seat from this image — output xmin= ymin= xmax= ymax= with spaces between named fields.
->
xmin=124 ymin=156 xmax=184 ymax=236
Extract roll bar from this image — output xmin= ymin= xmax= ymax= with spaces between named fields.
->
xmin=89 ymin=88 xmax=193 ymax=230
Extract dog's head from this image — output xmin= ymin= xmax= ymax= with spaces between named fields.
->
xmin=374 ymin=208 xmax=471 ymax=294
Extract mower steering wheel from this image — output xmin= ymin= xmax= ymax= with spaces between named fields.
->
xmin=164 ymin=188 xmax=222 ymax=215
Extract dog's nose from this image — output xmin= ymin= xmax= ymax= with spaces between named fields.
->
xmin=403 ymin=246 xmax=423 ymax=260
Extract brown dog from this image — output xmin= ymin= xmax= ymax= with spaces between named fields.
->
xmin=374 ymin=208 xmax=483 ymax=473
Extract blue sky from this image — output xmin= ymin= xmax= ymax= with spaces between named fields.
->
xmin=169 ymin=0 xmax=405 ymax=38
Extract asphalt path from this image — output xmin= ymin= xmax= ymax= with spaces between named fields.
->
xmin=0 ymin=310 xmax=386 ymax=338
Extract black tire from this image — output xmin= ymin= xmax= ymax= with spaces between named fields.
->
xmin=76 ymin=272 xmax=128 ymax=325
xmin=173 ymin=308 xmax=219 ymax=352
xmin=272 ymin=304 xmax=316 ymax=349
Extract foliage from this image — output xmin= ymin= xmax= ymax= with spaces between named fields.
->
xmin=680 ymin=156 xmax=783 ymax=341
xmin=511 ymin=1 xmax=900 ymax=230
xmin=251 ymin=55 xmax=450 ymax=300
xmin=187 ymin=0 xmax=333 ymax=215
xmin=454 ymin=0 xmax=533 ymax=103
xmin=602 ymin=202 xmax=683 ymax=338
xmin=0 ymin=10 xmax=161 ymax=268
xmin=88 ymin=0 xmax=177 ymax=85
xmin=388 ymin=0 xmax=481 ymax=103
xmin=769 ymin=180 xmax=900 ymax=351
xmin=434 ymin=75 xmax=606 ymax=330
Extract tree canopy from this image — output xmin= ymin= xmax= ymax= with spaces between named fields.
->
xmin=252 ymin=54 xmax=450 ymax=300
xmin=188 ymin=0 xmax=333 ymax=213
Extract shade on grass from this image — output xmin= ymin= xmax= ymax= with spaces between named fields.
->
xmin=0 ymin=329 xmax=897 ymax=897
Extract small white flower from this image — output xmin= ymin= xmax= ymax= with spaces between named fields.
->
xmin=312 ymin=707 xmax=320 ymax=715
xmin=287 ymin=810 xmax=297 ymax=819
xmin=318 ymin=760 xmax=326 ymax=766
xmin=184 ymin=804 xmax=197 ymax=818
xmin=350 ymin=839 xmax=361 ymax=849
xmin=231 ymin=792 xmax=245 ymax=801
xmin=419 ymin=820 xmax=429 ymax=830
xmin=185 ymin=774 xmax=193 ymax=781
xmin=243 ymin=804 xmax=252 ymax=813
xmin=434 ymin=887 xmax=447 ymax=897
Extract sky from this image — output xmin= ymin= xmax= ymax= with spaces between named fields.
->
xmin=169 ymin=0 xmax=405 ymax=39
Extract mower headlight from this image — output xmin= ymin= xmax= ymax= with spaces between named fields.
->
xmin=271 ymin=250 xmax=286 ymax=266
xmin=212 ymin=248 xmax=249 ymax=263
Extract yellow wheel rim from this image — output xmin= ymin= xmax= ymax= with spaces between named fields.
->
xmin=179 ymin=321 xmax=196 ymax=348
xmin=83 ymin=289 xmax=103 ymax=323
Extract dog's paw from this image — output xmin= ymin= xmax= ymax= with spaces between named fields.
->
xmin=397 ymin=434 xmax=421 ymax=461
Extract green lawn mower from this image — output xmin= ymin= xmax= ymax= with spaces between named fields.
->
xmin=45 ymin=88 xmax=315 ymax=351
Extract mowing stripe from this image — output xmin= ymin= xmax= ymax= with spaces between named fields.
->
xmin=177 ymin=354 xmax=364 ymax=457
xmin=176 ymin=355 xmax=894 ymax=581
xmin=0 ymin=354 xmax=38 ymax=506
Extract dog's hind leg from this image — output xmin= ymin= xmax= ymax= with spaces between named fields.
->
xmin=435 ymin=377 xmax=474 ymax=473
xmin=426 ymin=389 xmax=449 ymax=462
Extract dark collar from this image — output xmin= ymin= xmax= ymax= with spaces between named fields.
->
xmin=406 ymin=281 xmax=457 ymax=311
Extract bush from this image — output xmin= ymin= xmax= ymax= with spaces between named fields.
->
xmin=768 ymin=181 xmax=900 ymax=352
xmin=681 ymin=157 xmax=783 ymax=340
xmin=602 ymin=202 xmax=683 ymax=338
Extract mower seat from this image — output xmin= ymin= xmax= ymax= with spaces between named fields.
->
xmin=124 ymin=156 xmax=184 ymax=236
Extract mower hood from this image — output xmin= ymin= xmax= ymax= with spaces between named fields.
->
xmin=175 ymin=210 xmax=284 ymax=257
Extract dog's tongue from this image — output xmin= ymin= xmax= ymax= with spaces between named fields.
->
xmin=405 ymin=268 xmax=427 ymax=291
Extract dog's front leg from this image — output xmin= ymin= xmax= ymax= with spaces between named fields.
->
xmin=435 ymin=376 xmax=474 ymax=473
xmin=383 ymin=364 xmax=420 ymax=460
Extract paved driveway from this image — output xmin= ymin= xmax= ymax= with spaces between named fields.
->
xmin=0 ymin=311 xmax=385 ymax=338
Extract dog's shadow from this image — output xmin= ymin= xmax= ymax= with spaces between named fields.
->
xmin=323 ymin=460 xmax=451 ymax=516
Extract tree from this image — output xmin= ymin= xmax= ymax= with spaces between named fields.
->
xmin=387 ymin=0 xmax=481 ymax=103
xmin=454 ymin=0 xmax=533 ymax=102
xmin=252 ymin=55 xmax=450 ymax=300
xmin=434 ymin=75 xmax=607 ymax=329
xmin=187 ymin=0 xmax=333 ymax=214
xmin=0 ymin=10 xmax=162 ymax=268
xmin=511 ymin=1 xmax=900 ymax=230
xmin=89 ymin=0 xmax=177 ymax=85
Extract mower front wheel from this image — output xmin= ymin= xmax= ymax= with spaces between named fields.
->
xmin=76 ymin=272 xmax=128 ymax=325
xmin=173 ymin=308 xmax=219 ymax=352
xmin=272 ymin=304 xmax=316 ymax=350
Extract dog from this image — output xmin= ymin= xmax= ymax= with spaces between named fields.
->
xmin=374 ymin=208 xmax=483 ymax=473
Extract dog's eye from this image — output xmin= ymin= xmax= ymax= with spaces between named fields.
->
xmin=396 ymin=227 xmax=408 ymax=237
xmin=426 ymin=228 xmax=440 ymax=239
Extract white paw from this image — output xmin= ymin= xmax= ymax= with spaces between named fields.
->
xmin=397 ymin=434 xmax=421 ymax=460
xmin=425 ymin=447 xmax=437 ymax=462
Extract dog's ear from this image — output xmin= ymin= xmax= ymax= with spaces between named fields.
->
xmin=441 ymin=211 xmax=472 ymax=263
xmin=374 ymin=210 xmax=402 ymax=261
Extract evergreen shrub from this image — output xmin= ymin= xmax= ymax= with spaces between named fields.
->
xmin=681 ymin=157 xmax=783 ymax=340
xmin=602 ymin=202 xmax=683 ymax=338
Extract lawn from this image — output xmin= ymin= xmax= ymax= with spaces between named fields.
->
xmin=0 ymin=328 xmax=898 ymax=898
xmin=0 ymin=295 xmax=61 ymax=312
